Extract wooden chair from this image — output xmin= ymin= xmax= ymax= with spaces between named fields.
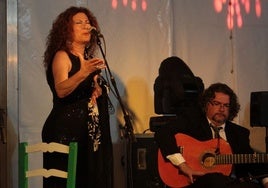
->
xmin=19 ymin=142 xmax=78 ymax=188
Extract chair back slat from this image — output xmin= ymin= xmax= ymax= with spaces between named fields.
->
xmin=19 ymin=142 xmax=77 ymax=188
xmin=26 ymin=142 xmax=69 ymax=153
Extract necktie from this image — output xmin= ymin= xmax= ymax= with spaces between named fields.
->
xmin=210 ymin=124 xmax=222 ymax=138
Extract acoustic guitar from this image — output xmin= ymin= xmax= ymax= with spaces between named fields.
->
xmin=158 ymin=133 xmax=268 ymax=188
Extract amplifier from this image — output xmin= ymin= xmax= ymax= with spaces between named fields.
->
xmin=131 ymin=133 xmax=165 ymax=188
xmin=250 ymin=91 xmax=268 ymax=127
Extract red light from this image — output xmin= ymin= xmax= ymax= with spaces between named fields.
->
xmin=111 ymin=0 xmax=147 ymax=11
xmin=123 ymin=0 xmax=128 ymax=6
xmin=256 ymin=0 xmax=261 ymax=17
xmin=132 ymin=0 xmax=137 ymax=11
xmin=141 ymin=0 xmax=147 ymax=11
xmin=112 ymin=0 xmax=118 ymax=9
xmin=214 ymin=0 xmax=224 ymax=12
xmin=214 ymin=0 xmax=262 ymax=29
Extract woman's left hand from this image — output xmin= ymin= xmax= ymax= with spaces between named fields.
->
xmin=91 ymin=75 xmax=102 ymax=105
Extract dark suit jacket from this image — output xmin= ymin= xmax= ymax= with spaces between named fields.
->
xmin=154 ymin=105 xmax=268 ymax=181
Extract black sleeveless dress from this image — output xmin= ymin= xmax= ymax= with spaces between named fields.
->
xmin=42 ymin=52 xmax=113 ymax=188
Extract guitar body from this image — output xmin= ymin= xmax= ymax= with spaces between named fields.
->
xmin=158 ymin=133 xmax=233 ymax=188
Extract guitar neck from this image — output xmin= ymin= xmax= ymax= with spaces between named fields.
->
xmin=216 ymin=153 xmax=268 ymax=164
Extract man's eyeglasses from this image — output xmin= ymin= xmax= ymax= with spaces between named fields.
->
xmin=209 ymin=101 xmax=230 ymax=109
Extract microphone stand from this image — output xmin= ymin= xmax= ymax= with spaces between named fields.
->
xmin=95 ymin=35 xmax=136 ymax=188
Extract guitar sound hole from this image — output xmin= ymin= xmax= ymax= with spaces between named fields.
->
xmin=201 ymin=153 xmax=216 ymax=168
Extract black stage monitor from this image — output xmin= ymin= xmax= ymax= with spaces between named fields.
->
xmin=250 ymin=91 xmax=268 ymax=127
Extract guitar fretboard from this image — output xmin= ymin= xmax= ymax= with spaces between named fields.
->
xmin=216 ymin=153 xmax=268 ymax=164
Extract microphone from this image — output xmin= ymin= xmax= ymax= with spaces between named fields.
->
xmin=89 ymin=26 xmax=103 ymax=38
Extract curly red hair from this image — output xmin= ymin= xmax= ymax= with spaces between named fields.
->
xmin=43 ymin=6 xmax=99 ymax=70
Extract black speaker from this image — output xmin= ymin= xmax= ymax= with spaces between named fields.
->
xmin=250 ymin=91 xmax=268 ymax=127
xmin=131 ymin=134 xmax=165 ymax=188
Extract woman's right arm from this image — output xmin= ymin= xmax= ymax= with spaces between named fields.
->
xmin=52 ymin=51 xmax=105 ymax=98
